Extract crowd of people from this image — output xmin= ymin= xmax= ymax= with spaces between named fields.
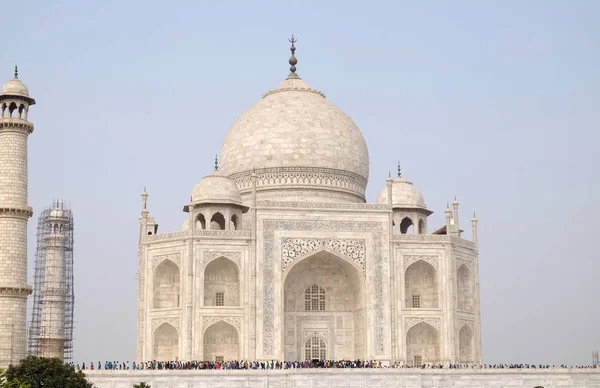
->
xmin=75 ymin=360 xmax=599 ymax=371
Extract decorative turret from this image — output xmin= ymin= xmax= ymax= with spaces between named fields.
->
xmin=377 ymin=164 xmax=432 ymax=234
xmin=184 ymin=157 xmax=249 ymax=231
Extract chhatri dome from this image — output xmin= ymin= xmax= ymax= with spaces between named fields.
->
xmin=1 ymin=66 xmax=35 ymax=103
xmin=377 ymin=164 xmax=427 ymax=209
xmin=219 ymin=36 xmax=369 ymax=203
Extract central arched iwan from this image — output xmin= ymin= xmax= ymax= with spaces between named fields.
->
xmin=283 ymin=250 xmax=365 ymax=361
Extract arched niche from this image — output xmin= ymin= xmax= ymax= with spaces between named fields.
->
xmin=210 ymin=212 xmax=225 ymax=230
xmin=405 ymin=260 xmax=438 ymax=308
xmin=459 ymin=324 xmax=474 ymax=364
xmin=153 ymin=260 xmax=180 ymax=309
xmin=204 ymin=257 xmax=239 ymax=306
xmin=203 ymin=321 xmax=239 ymax=362
xmin=153 ymin=323 xmax=179 ymax=361
xmin=283 ymin=250 xmax=364 ymax=362
xmin=406 ymin=322 xmax=440 ymax=366
xmin=457 ymin=264 xmax=473 ymax=312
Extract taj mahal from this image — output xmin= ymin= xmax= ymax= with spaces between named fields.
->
xmin=3 ymin=35 xmax=600 ymax=388
xmin=135 ymin=37 xmax=481 ymax=366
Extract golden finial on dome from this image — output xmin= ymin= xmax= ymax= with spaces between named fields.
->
xmin=214 ymin=154 xmax=219 ymax=171
xmin=14 ymin=65 xmax=18 ymax=79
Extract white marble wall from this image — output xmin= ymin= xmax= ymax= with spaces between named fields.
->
xmin=85 ymin=369 xmax=600 ymax=388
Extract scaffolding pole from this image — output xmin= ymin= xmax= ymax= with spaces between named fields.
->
xmin=27 ymin=201 xmax=75 ymax=363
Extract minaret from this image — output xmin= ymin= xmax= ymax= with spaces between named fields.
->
xmin=39 ymin=202 xmax=68 ymax=359
xmin=0 ymin=67 xmax=34 ymax=368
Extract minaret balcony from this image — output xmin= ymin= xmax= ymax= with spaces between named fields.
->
xmin=0 ymin=117 xmax=34 ymax=133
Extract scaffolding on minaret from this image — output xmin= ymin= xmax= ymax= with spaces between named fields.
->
xmin=27 ymin=201 xmax=75 ymax=363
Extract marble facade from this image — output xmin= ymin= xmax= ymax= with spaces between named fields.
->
xmin=137 ymin=43 xmax=482 ymax=365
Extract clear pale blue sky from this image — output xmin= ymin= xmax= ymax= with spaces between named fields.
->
xmin=2 ymin=0 xmax=598 ymax=365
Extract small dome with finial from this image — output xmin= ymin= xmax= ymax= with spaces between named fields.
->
xmin=191 ymin=158 xmax=243 ymax=206
xmin=376 ymin=164 xmax=427 ymax=209
xmin=1 ymin=66 xmax=34 ymax=102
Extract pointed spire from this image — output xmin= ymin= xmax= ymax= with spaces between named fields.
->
xmin=14 ymin=65 xmax=18 ymax=79
xmin=214 ymin=154 xmax=219 ymax=171
xmin=141 ymin=186 xmax=148 ymax=213
xmin=288 ymin=34 xmax=299 ymax=79
xmin=397 ymin=162 xmax=402 ymax=177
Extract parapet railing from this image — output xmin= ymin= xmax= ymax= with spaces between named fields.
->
xmin=143 ymin=229 xmax=251 ymax=243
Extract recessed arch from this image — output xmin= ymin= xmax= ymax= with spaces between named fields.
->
xmin=405 ymin=260 xmax=438 ymax=308
xmin=283 ymin=249 xmax=365 ymax=361
xmin=459 ymin=324 xmax=474 ymax=364
xmin=283 ymin=246 xmax=365 ymax=282
xmin=210 ymin=212 xmax=225 ymax=230
xmin=203 ymin=321 xmax=239 ymax=362
xmin=204 ymin=257 xmax=239 ymax=306
xmin=153 ymin=259 xmax=180 ymax=309
xmin=457 ymin=264 xmax=473 ymax=312
xmin=406 ymin=322 xmax=440 ymax=366
xmin=153 ymin=323 xmax=179 ymax=361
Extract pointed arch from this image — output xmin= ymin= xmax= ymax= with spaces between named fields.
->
xmin=210 ymin=212 xmax=225 ymax=230
xmin=406 ymin=321 xmax=440 ymax=366
xmin=195 ymin=213 xmax=206 ymax=230
xmin=459 ymin=324 xmax=474 ymax=364
xmin=204 ymin=257 xmax=239 ymax=306
xmin=153 ymin=259 xmax=180 ymax=309
xmin=203 ymin=321 xmax=239 ymax=362
xmin=405 ymin=260 xmax=438 ymax=308
xmin=230 ymin=213 xmax=239 ymax=230
xmin=400 ymin=217 xmax=413 ymax=234
xmin=153 ymin=323 xmax=179 ymax=361
xmin=283 ymin=249 xmax=365 ymax=361
xmin=8 ymin=102 xmax=18 ymax=117
xmin=457 ymin=264 xmax=473 ymax=312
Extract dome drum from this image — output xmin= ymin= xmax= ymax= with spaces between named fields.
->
xmin=229 ymin=166 xmax=368 ymax=203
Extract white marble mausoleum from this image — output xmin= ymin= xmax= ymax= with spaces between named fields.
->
xmin=136 ymin=39 xmax=482 ymax=365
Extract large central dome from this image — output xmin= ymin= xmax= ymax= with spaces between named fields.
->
xmin=219 ymin=71 xmax=370 ymax=203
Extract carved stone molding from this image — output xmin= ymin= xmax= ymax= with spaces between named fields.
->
xmin=201 ymin=316 xmax=242 ymax=333
xmin=143 ymin=229 xmax=251 ymax=243
xmin=263 ymin=219 xmax=386 ymax=355
xmin=151 ymin=253 xmax=181 ymax=269
xmin=404 ymin=317 xmax=441 ymax=335
xmin=282 ymin=238 xmax=365 ymax=275
xmin=151 ymin=316 xmax=180 ymax=333
xmin=256 ymin=201 xmax=389 ymax=210
xmin=394 ymin=234 xmax=449 ymax=242
xmin=458 ymin=319 xmax=474 ymax=331
xmin=203 ymin=251 xmax=242 ymax=268
xmin=456 ymin=258 xmax=472 ymax=271
xmin=402 ymin=255 xmax=440 ymax=272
